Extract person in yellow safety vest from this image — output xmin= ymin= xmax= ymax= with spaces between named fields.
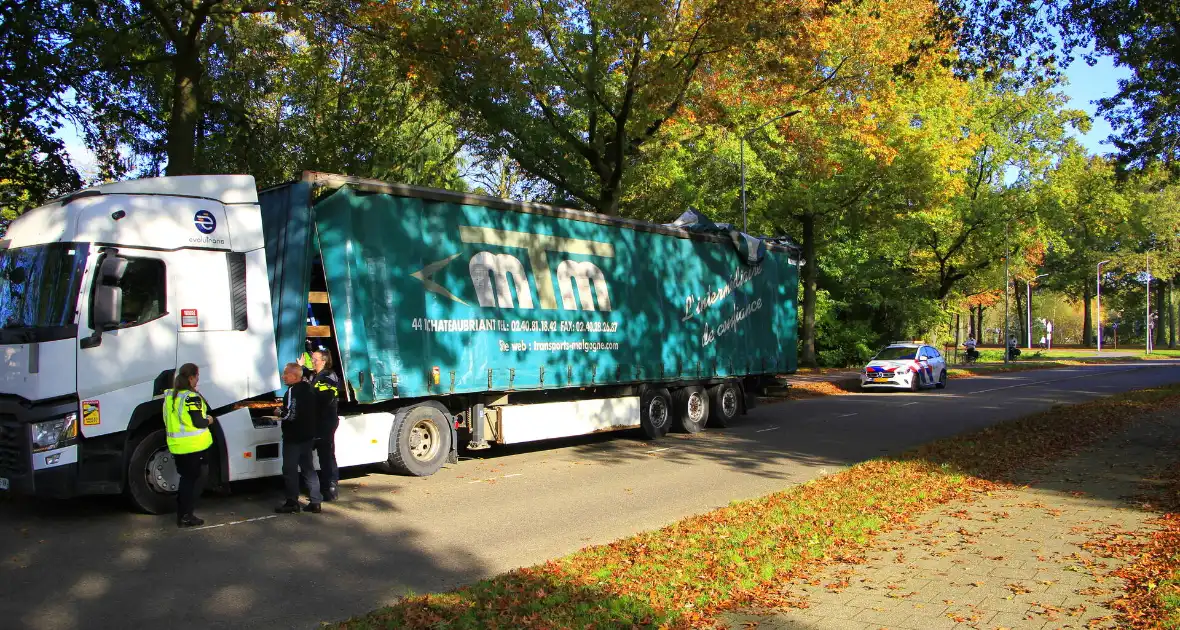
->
xmin=163 ymin=363 xmax=216 ymax=528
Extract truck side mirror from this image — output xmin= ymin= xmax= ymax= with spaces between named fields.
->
xmin=100 ymin=256 xmax=128 ymax=283
xmin=93 ymin=285 xmax=123 ymax=330
xmin=81 ymin=254 xmax=127 ymax=350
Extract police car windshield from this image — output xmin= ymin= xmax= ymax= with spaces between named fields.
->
xmin=0 ymin=243 xmax=89 ymax=343
xmin=874 ymin=347 xmax=917 ymax=360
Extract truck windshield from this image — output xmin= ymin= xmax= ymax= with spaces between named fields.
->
xmin=0 ymin=242 xmax=89 ymax=344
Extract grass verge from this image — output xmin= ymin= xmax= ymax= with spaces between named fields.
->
xmin=337 ymin=385 xmax=1180 ymax=630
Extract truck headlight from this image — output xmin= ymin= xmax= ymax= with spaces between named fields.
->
xmin=31 ymin=413 xmax=78 ymax=453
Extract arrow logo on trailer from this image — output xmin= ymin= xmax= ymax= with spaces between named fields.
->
xmin=410 ymin=253 xmax=469 ymax=305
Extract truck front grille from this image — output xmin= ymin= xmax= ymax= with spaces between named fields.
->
xmin=0 ymin=417 xmax=26 ymax=476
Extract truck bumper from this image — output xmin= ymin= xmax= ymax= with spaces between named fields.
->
xmin=2 ymin=457 xmax=79 ymax=498
xmin=0 ymin=395 xmax=99 ymax=500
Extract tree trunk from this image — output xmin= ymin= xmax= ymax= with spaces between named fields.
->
xmin=800 ymin=213 xmax=818 ymax=368
xmin=978 ymin=306 xmax=986 ymax=343
xmin=165 ymin=48 xmax=202 ymax=176
xmin=1082 ymin=283 xmax=1093 ymax=348
xmin=597 ymin=180 xmax=621 ymax=215
xmin=1170 ymin=277 xmax=1176 ymax=349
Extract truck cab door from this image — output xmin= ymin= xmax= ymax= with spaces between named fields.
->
xmin=76 ymin=251 xmax=177 ymax=439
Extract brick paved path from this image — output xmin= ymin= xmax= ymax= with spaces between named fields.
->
xmin=721 ymin=412 xmax=1180 ymax=630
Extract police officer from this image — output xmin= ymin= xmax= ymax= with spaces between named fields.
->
xmin=310 ymin=350 xmax=341 ymax=501
xmin=276 ymin=362 xmax=322 ymax=514
xmin=164 ymin=363 xmax=215 ymax=528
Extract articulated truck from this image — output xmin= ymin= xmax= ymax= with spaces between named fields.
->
xmin=0 ymin=172 xmax=799 ymax=513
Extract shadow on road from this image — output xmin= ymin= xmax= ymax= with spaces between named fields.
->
xmin=0 ymin=477 xmax=485 ymax=630
xmin=2 ymin=364 xmax=1178 ymax=630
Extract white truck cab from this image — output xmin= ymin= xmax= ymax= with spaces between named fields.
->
xmin=0 ymin=175 xmax=281 ymax=513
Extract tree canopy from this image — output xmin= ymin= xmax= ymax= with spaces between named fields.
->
xmin=1 ymin=0 xmax=1176 ymax=361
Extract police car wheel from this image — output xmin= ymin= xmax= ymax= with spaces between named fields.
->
xmin=936 ymin=369 xmax=947 ymax=389
xmin=126 ymin=427 xmax=203 ymax=515
xmin=387 ymin=405 xmax=452 ymax=477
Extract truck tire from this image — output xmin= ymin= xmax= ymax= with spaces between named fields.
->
xmin=707 ymin=381 xmax=742 ymax=428
xmin=672 ymin=386 xmax=710 ymax=434
xmin=387 ymin=405 xmax=452 ymax=477
xmin=126 ymin=427 xmax=203 ymax=515
xmin=640 ymin=387 xmax=672 ymax=440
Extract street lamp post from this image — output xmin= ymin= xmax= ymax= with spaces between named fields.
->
xmin=1147 ymin=253 xmax=1152 ymax=355
xmin=1097 ymin=260 xmax=1111 ymax=352
xmin=740 ymin=110 xmax=801 ymax=233
xmin=1028 ymin=273 xmax=1049 ymax=349
xmin=1004 ymin=221 xmax=1010 ymax=364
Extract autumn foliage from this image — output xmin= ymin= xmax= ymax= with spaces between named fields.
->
xmin=337 ymin=386 xmax=1180 ymax=629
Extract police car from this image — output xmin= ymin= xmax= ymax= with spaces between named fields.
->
xmin=860 ymin=342 xmax=947 ymax=391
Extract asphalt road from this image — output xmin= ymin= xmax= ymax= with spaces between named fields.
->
xmin=3 ymin=362 xmax=1180 ymax=630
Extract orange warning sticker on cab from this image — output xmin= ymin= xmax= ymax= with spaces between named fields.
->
xmin=82 ymin=400 xmax=101 ymax=426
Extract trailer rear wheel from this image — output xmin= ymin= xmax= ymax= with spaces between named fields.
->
xmin=673 ymin=386 xmax=710 ymax=434
xmin=387 ymin=406 xmax=452 ymax=477
xmin=707 ymin=381 xmax=742 ymax=428
xmin=126 ymin=427 xmax=204 ymax=515
xmin=640 ymin=387 xmax=672 ymax=440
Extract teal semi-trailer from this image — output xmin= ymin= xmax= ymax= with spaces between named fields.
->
xmin=0 ymin=171 xmax=798 ymax=513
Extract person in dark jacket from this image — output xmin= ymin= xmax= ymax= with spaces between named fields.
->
xmin=310 ymin=350 xmax=341 ymax=501
xmin=276 ymin=362 xmax=322 ymax=514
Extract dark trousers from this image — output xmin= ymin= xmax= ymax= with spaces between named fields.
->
xmin=174 ymin=449 xmax=206 ymax=518
xmin=315 ymin=433 xmax=338 ymax=490
xmin=282 ymin=439 xmax=322 ymax=504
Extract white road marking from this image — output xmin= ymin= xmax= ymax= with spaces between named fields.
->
xmin=189 ymin=515 xmax=277 ymax=532
xmin=900 ymin=402 xmax=918 ymax=407
xmin=502 ymin=473 xmax=522 ymax=478
xmin=645 ymin=447 xmax=672 ymax=454
xmin=756 ymin=427 xmax=780 ymax=433
xmin=837 ymin=413 xmax=858 ymax=417
xmin=968 ymin=369 xmax=1140 ymax=395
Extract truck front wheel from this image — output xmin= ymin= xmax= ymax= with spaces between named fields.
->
xmin=126 ymin=427 xmax=202 ymax=515
xmin=673 ymin=386 xmax=710 ymax=434
xmin=640 ymin=387 xmax=672 ymax=440
xmin=387 ymin=406 xmax=452 ymax=477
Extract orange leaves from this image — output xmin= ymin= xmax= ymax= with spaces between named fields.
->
xmin=339 ymin=385 xmax=1180 ymax=630
xmin=963 ymin=289 xmax=1003 ymax=309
